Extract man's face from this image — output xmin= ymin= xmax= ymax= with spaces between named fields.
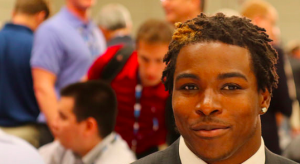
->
xmin=54 ymin=97 xmax=85 ymax=150
xmin=161 ymin=0 xmax=199 ymax=24
xmin=172 ymin=42 xmax=270 ymax=163
xmin=68 ymin=0 xmax=96 ymax=10
xmin=137 ymin=41 xmax=169 ymax=87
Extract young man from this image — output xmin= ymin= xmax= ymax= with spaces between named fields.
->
xmin=0 ymin=0 xmax=50 ymax=147
xmin=31 ymin=0 xmax=106 ymax=145
xmin=132 ymin=13 xmax=297 ymax=164
xmin=39 ymin=81 xmax=136 ymax=164
xmin=241 ymin=0 xmax=296 ymax=154
xmin=88 ymin=19 xmax=173 ymax=158
xmin=161 ymin=0 xmax=205 ymax=24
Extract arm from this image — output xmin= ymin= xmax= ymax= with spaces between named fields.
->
xmin=30 ymin=25 xmax=63 ymax=135
xmin=32 ymin=68 xmax=58 ymax=135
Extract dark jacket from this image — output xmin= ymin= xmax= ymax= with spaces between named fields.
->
xmin=132 ymin=139 xmax=299 ymax=164
xmin=261 ymin=46 xmax=293 ymax=155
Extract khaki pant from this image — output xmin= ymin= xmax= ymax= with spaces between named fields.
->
xmin=0 ymin=124 xmax=40 ymax=148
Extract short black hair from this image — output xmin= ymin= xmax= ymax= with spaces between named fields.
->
xmin=162 ymin=13 xmax=278 ymax=94
xmin=60 ymin=81 xmax=117 ymax=138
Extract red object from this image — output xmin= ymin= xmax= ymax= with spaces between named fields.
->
xmin=88 ymin=45 xmax=169 ymax=154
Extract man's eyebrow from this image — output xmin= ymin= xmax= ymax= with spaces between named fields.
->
xmin=175 ymin=73 xmax=200 ymax=81
xmin=217 ymin=72 xmax=248 ymax=81
xmin=140 ymin=55 xmax=149 ymax=60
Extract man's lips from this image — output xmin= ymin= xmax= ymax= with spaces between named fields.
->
xmin=191 ymin=124 xmax=231 ymax=138
xmin=146 ymin=76 xmax=156 ymax=80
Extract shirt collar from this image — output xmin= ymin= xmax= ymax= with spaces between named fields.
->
xmin=3 ymin=23 xmax=33 ymax=34
xmin=179 ymin=136 xmax=265 ymax=164
xmin=59 ymin=7 xmax=94 ymax=30
xmin=80 ymin=132 xmax=117 ymax=164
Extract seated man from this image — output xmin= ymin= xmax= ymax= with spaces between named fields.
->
xmin=0 ymin=129 xmax=45 ymax=164
xmin=132 ymin=13 xmax=297 ymax=164
xmin=39 ymin=81 xmax=136 ymax=164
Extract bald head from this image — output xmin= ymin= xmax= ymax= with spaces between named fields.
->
xmin=241 ymin=0 xmax=278 ymax=42
xmin=161 ymin=0 xmax=204 ymax=24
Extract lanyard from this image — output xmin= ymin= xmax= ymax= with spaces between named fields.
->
xmin=131 ymin=73 xmax=159 ymax=152
xmin=77 ymin=134 xmax=117 ymax=164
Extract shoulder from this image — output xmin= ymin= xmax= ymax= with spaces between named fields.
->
xmin=0 ymin=130 xmax=45 ymax=164
xmin=39 ymin=140 xmax=64 ymax=155
xmin=265 ymin=148 xmax=299 ymax=164
xmin=131 ymin=140 xmax=181 ymax=164
xmin=98 ymin=134 xmax=136 ymax=164
xmin=283 ymin=135 xmax=300 ymax=163
xmin=35 ymin=13 xmax=66 ymax=37
xmin=39 ymin=141 xmax=67 ymax=164
xmin=88 ymin=45 xmax=129 ymax=80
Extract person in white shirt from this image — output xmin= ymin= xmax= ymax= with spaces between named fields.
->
xmin=132 ymin=13 xmax=297 ymax=164
xmin=39 ymin=81 xmax=136 ymax=164
xmin=0 ymin=129 xmax=45 ymax=164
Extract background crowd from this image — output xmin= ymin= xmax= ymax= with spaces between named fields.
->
xmin=1 ymin=0 xmax=300 ymax=163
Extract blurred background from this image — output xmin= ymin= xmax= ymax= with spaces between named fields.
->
xmin=1 ymin=0 xmax=300 ymax=43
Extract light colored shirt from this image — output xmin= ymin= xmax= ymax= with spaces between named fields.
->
xmin=31 ymin=7 xmax=106 ymax=122
xmin=39 ymin=132 xmax=136 ymax=164
xmin=179 ymin=136 xmax=265 ymax=164
xmin=0 ymin=129 xmax=45 ymax=164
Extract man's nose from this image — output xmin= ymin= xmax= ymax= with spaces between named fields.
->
xmin=195 ymin=89 xmax=222 ymax=116
xmin=146 ymin=63 xmax=157 ymax=74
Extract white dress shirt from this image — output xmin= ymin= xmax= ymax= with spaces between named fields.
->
xmin=0 ymin=129 xmax=45 ymax=164
xmin=39 ymin=132 xmax=136 ymax=164
xmin=179 ymin=136 xmax=265 ymax=164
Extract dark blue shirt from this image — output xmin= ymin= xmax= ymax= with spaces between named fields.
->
xmin=0 ymin=23 xmax=40 ymax=126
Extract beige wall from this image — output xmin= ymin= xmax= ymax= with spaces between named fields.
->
xmin=0 ymin=0 xmax=299 ymax=44
xmin=205 ymin=0 xmax=300 ymax=44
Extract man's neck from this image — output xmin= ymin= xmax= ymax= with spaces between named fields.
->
xmin=12 ymin=14 xmax=36 ymax=31
xmin=66 ymin=3 xmax=90 ymax=22
xmin=108 ymin=28 xmax=130 ymax=40
xmin=75 ymin=137 xmax=102 ymax=158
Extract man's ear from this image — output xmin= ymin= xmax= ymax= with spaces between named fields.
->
xmin=84 ymin=117 xmax=99 ymax=136
xmin=11 ymin=10 xmax=16 ymax=18
xmin=259 ymin=89 xmax=271 ymax=115
xmin=35 ymin=11 xmax=46 ymax=23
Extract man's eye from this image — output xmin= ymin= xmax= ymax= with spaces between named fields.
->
xmin=222 ymin=84 xmax=241 ymax=90
xmin=181 ymin=84 xmax=198 ymax=90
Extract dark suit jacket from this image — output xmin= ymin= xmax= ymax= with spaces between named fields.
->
xmin=261 ymin=46 xmax=293 ymax=155
xmin=132 ymin=139 xmax=299 ymax=164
